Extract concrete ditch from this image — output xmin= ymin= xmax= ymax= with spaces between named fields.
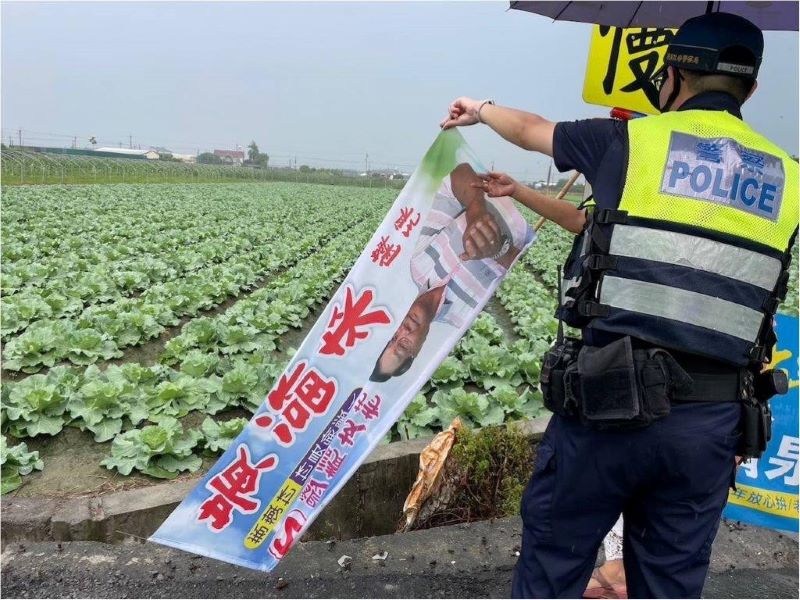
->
xmin=1 ymin=417 xmax=551 ymax=544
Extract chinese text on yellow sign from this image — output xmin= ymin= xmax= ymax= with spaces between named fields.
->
xmin=583 ymin=26 xmax=676 ymax=115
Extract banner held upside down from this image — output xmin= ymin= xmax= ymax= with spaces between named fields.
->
xmin=150 ymin=129 xmax=537 ymax=570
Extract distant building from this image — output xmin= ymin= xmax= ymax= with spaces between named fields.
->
xmin=369 ymin=168 xmax=409 ymax=180
xmin=214 ymin=149 xmax=245 ymax=165
xmin=95 ymin=147 xmax=160 ymax=160
xmin=171 ymin=153 xmax=197 ymax=164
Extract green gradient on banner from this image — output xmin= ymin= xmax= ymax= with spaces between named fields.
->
xmin=419 ymin=128 xmax=464 ymax=184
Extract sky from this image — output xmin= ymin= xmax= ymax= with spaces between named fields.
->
xmin=2 ymin=1 xmax=798 ymax=181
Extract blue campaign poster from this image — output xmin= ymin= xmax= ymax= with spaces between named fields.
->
xmin=724 ymin=314 xmax=799 ymax=532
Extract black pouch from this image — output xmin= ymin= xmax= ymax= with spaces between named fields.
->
xmin=739 ymin=397 xmax=772 ymax=459
xmin=636 ymin=348 xmax=688 ymax=424
xmin=540 ymin=336 xmax=582 ymax=417
xmin=577 ymin=336 xmax=640 ymax=424
xmin=576 ymin=339 xmax=686 ymax=430
xmin=740 ymin=401 xmax=762 ymax=458
xmin=737 ymin=369 xmax=775 ymax=459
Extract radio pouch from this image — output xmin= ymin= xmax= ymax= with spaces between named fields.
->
xmin=740 ymin=395 xmax=773 ymax=459
xmin=540 ymin=336 xmax=582 ymax=417
xmin=578 ymin=336 xmax=640 ymax=422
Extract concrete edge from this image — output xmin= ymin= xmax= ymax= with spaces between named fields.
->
xmin=1 ymin=416 xmax=551 ymax=544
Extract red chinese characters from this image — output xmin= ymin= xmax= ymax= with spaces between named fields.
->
xmin=338 ymin=419 xmax=367 ymax=447
xmin=316 ymin=447 xmax=346 ymax=480
xmin=371 ymin=206 xmax=421 ymax=268
xmin=300 ymin=479 xmax=329 ymax=508
xmin=266 ymin=361 xmax=338 ymax=447
xmin=254 ymin=414 xmax=273 ymax=428
xmin=354 ymin=393 xmax=381 ymax=421
xmin=197 ymin=444 xmax=278 ymax=532
xmin=394 ymin=207 xmax=421 ymax=238
xmin=319 ymin=285 xmax=391 ymax=357
xmin=268 ymin=509 xmax=307 ymax=560
xmin=370 ymin=235 xmax=401 ymax=267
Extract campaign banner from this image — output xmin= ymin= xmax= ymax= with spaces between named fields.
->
xmin=150 ymin=129 xmax=536 ymax=570
xmin=724 ymin=313 xmax=799 ymax=532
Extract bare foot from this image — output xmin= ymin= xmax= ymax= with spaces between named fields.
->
xmin=584 ymin=559 xmax=627 ymax=599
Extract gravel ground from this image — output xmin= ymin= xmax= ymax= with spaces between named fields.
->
xmin=2 ymin=517 xmax=797 ymax=598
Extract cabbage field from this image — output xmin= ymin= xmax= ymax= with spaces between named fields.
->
xmin=2 ymin=181 xmax=797 ymax=494
xmin=0 ymin=182 xmax=575 ymax=493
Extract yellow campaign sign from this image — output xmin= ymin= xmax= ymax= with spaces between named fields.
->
xmin=244 ymin=479 xmax=302 ymax=549
xmin=583 ymin=26 xmax=676 ymax=115
xmin=727 ymin=483 xmax=799 ymax=519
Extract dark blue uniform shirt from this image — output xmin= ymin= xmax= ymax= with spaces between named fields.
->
xmin=551 ymin=92 xmax=744 ymax=366
xmin=553 ymin=91 xmax=743 ymax=209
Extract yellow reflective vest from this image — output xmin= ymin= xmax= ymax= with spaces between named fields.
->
xmin=560 ymin=109 xmax=798 ymax=366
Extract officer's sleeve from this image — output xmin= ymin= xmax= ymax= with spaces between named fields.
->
xmin=553 ymin=118 xmax=626 ymax=182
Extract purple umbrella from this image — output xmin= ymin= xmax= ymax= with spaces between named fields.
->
xmin=510 ymin=1 xmax=799 ymax=31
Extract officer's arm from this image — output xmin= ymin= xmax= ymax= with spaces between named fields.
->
xmin=511 ymin=184 xmax=587 ymax=234
xmin=476 ymin=173 xmax=587 ymax=235
xmin=478 ymin=104 xmax=556 ymax=156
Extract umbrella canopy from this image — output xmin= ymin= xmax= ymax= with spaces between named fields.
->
xmin=510 ymin=1 xmax=799 ymax=31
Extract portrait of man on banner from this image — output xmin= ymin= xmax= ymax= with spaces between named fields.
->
xmin=370 ymin=163 xmax=534 ymax=382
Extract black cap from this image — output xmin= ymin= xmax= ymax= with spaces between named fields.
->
xmin=665 ymin=12 xmax=764 ymax=79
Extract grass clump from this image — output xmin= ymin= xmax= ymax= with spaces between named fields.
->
xmin=410 ymin=424 xmax=535 ymax=529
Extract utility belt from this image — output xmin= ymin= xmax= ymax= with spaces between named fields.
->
xmin=539 ymin=335 xmax=787 ymax=458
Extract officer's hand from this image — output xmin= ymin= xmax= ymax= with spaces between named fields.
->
xmin=440 ymin=97 xmax=482 ymax=130
xmin=460 ymin=207 xmax=503 ymax=261
xmin=472 ymin=172 xmax=517 ymax=198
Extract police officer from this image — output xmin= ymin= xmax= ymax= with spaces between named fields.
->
xmin=441 ymin=12 xmax=798 ymax=599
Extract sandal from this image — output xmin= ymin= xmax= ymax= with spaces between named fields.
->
xmin=583 ymin=567 xmax=628 ymax=599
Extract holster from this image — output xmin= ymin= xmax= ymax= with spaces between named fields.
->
xmin=738 ymin=369 xmax=785 ymax=459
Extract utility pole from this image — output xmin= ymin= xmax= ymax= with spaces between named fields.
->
xmin=546 ymin=161 xmax=552 ymax=194
xmin=365 ymin=153 xmax=369 ymax=174
xmin=72 ymin=136 xmax=77 ymax=149
xmin=18 ymin=128 xmax=22 ymax=146
xmin=129 ymin=134 xmax=133 ymax=149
